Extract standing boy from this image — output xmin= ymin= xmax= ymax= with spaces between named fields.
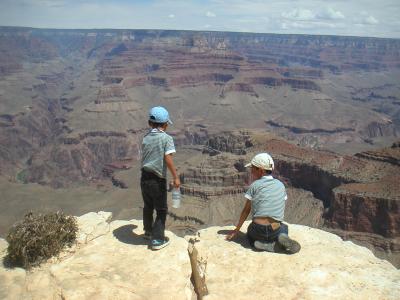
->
xmin=141 ymin=106 xmax=180 ymax=250
xmin=227 ymin=153 xmax=300 ymax=254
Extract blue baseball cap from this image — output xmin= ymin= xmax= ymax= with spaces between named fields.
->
xmin=149 ymin=106 xmax=172 ymax=124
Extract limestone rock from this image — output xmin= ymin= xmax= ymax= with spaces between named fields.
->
xmin=195 ymin=221 xmax=400 ymax=300
xmin=0 ymin=238 xmax=27 ymax=300
xmin=48 ymin=219 xmax=192 ymax=300
xmin=0 ymin=238 xmax=7 ymax=253
xmin=77 ymin=211 xmax=112 ymax=244
xmin=0 ymin=215 xmax=192 ymax=300
xmin=0 ymin=263 xmax=26 ymax=300
xmin=0 ymin=213 xmax=399 ymax=300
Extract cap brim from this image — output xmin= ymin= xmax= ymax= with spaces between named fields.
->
xmin=167 ymin=119 xmax=173 ymax=125
xmin=244 ymin=163 xmax=252 ymax=168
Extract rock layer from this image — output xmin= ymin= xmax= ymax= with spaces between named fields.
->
xmin=255 ymin=136 xmax=400 ymax=266
xmin=175 ymin=132 xmax=400 ymax=266
xmin=1 ymin=27 xmax=399 ymax=187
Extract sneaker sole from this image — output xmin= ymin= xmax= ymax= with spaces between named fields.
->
xmin=151 ymin=238 xmax=170 ymax=250
xmin=278 ymin=235 xmax=301 ymax=254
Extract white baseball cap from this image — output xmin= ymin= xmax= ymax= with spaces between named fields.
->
xmin=245 ymin=153 xmax=274 ymax=170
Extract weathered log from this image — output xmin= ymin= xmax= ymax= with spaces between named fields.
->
xmin=187 ymin=238 xmax=208 ymax=300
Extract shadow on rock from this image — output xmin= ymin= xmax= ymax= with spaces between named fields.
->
xmin=217 ymin=229 xmax=252 ymax=249
xmin=112 ymin=224 xmax=148 ymax=246
xmin=2 ymin=256 xmax=14 ymax=269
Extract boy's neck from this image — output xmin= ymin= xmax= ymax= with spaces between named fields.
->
xmin=151 ymin=125 xmax=167 ymax=131
xmin=257 ymin=172 xmax=272 ymax=180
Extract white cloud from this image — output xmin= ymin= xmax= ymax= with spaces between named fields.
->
xmin=21 ymin=0 xmax=65 ymax=7
xmin=281 ymin=21 xmax=339 ymax=30
xmin=206 ymin=11 xmax=216 ymax=18
xmin=317 ymin=8 xmax=344 ymax=20
xmin=0 ymin=0 xmax=398 ymax=38
xmin=363 ymin=15 xmax=379 ymax=24
xmin=236 ymin=18 xmax=261 ymax=24
xmin=282 ymin=8 xmax=315 ymax=21
xmin=282 ymin=7 xmax=345 ymax=22
xmin=281 ymin=23 xmax=288 ymax=30
xmin=356 ymin=12 xmax=379 ymax=25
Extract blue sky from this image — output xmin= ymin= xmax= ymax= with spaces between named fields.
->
xmin=0 ymin=0 xmax=399 ymax=38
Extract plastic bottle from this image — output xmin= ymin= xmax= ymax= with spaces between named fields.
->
xmin=172 ymin=188 xmax=181 ymax=208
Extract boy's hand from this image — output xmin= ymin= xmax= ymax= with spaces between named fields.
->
xmin=226 ymin=229 xmax=239 ymax=241
xmin=172 ymin=177 xmax=180 ymax=189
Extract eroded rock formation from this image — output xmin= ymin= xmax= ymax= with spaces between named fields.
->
xmin=0 ymin=27 xmax=399 ymax=267
xmin=174 ymin=132 xmax=399 ymax=266
xmin=254 ymin=136 xmax=400 ymax=266
xmin=354 ymin=141 xmax=400 ymax=165
xmin=180 ymin=154 xmax=248 ymax=199
xmin=1 ymin=27 xmax=399 ymax=186
xmin=170 ymin=140 xmax=324 ymax=240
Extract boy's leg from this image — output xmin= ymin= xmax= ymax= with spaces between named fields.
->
xmin=141 ymin=179 xmax=155 ymax=234
xmin=141 ymin=170 xmax=165 ymax=234
xmin=277 ymin=223 xmax=301 ymax=254
xmin=247 ymin=222 xmax=262 ymax=247
xmin=279 ymin=223 xmax=289 ymax=235
xmin=247 ymin=222 xmax=281 ymax=252
xmin=247 ymin=222 xmax=277 ymax=244
xmin=152 ymin=178 xmax=167 ymax=241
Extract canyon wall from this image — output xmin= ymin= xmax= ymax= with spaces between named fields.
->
xmin=1 ymin=27 xmax=399 ymax=186
xmin=258 ymin=137 xmax=400 ymax=266
xmin=0 ymin=27 xmax=399 ymax=266
xmin=174 ymin=132 xmax=399 ymax=266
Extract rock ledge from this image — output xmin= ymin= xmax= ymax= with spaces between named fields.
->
xmin=0 ymin=211 xmax=399 ymax=300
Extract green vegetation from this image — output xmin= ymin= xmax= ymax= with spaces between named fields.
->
xmin=16 ymin=170 xmax=27 ymax=184
xmin=5 ymin=212 xmax=78 ymax=269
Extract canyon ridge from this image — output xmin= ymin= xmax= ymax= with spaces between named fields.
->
xmin=0 ymin=27 xmax=399 ymax=267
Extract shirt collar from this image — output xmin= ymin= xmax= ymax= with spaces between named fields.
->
xmin=262 ymin=175 xmax=273 ymax=180
xmin=150 ymin=128 xmax=164 ymax=133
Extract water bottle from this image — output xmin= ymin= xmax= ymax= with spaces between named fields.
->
xmin=172 ymin=188 xmax=181 ymax=208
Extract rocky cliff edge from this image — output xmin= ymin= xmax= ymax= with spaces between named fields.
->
xmin=1 ymin=211 xmax=399 ymax=300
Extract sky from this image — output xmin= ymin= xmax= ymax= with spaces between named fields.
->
xmin=0 ymin=0 xmax=399 ymax=38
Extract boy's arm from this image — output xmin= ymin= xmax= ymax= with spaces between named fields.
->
xmin=226 ymin=199 xmax=251 ymax=240
xmin=165 ymin=153 xmax=180 ymax=188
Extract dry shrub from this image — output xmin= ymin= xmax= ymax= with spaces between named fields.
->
xmin=5 ymin=211 xmax=78 ymax=269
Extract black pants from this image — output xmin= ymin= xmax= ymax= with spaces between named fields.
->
xmin=247 ymin=221 xmax=288 ymax=247
xmin=141 ymin=170 xmax=167 ymax=240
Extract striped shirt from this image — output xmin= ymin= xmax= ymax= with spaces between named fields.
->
xmin=244 ymin=175 xmax=287 ymax=221
xmin=141 ymin=128 xmax=176 ymax=178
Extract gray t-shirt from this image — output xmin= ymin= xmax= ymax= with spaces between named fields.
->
xmin=244 ymin=175 xmax=287 ymax=221
xmin=141 ymin=128 xmax=176 ymax=178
